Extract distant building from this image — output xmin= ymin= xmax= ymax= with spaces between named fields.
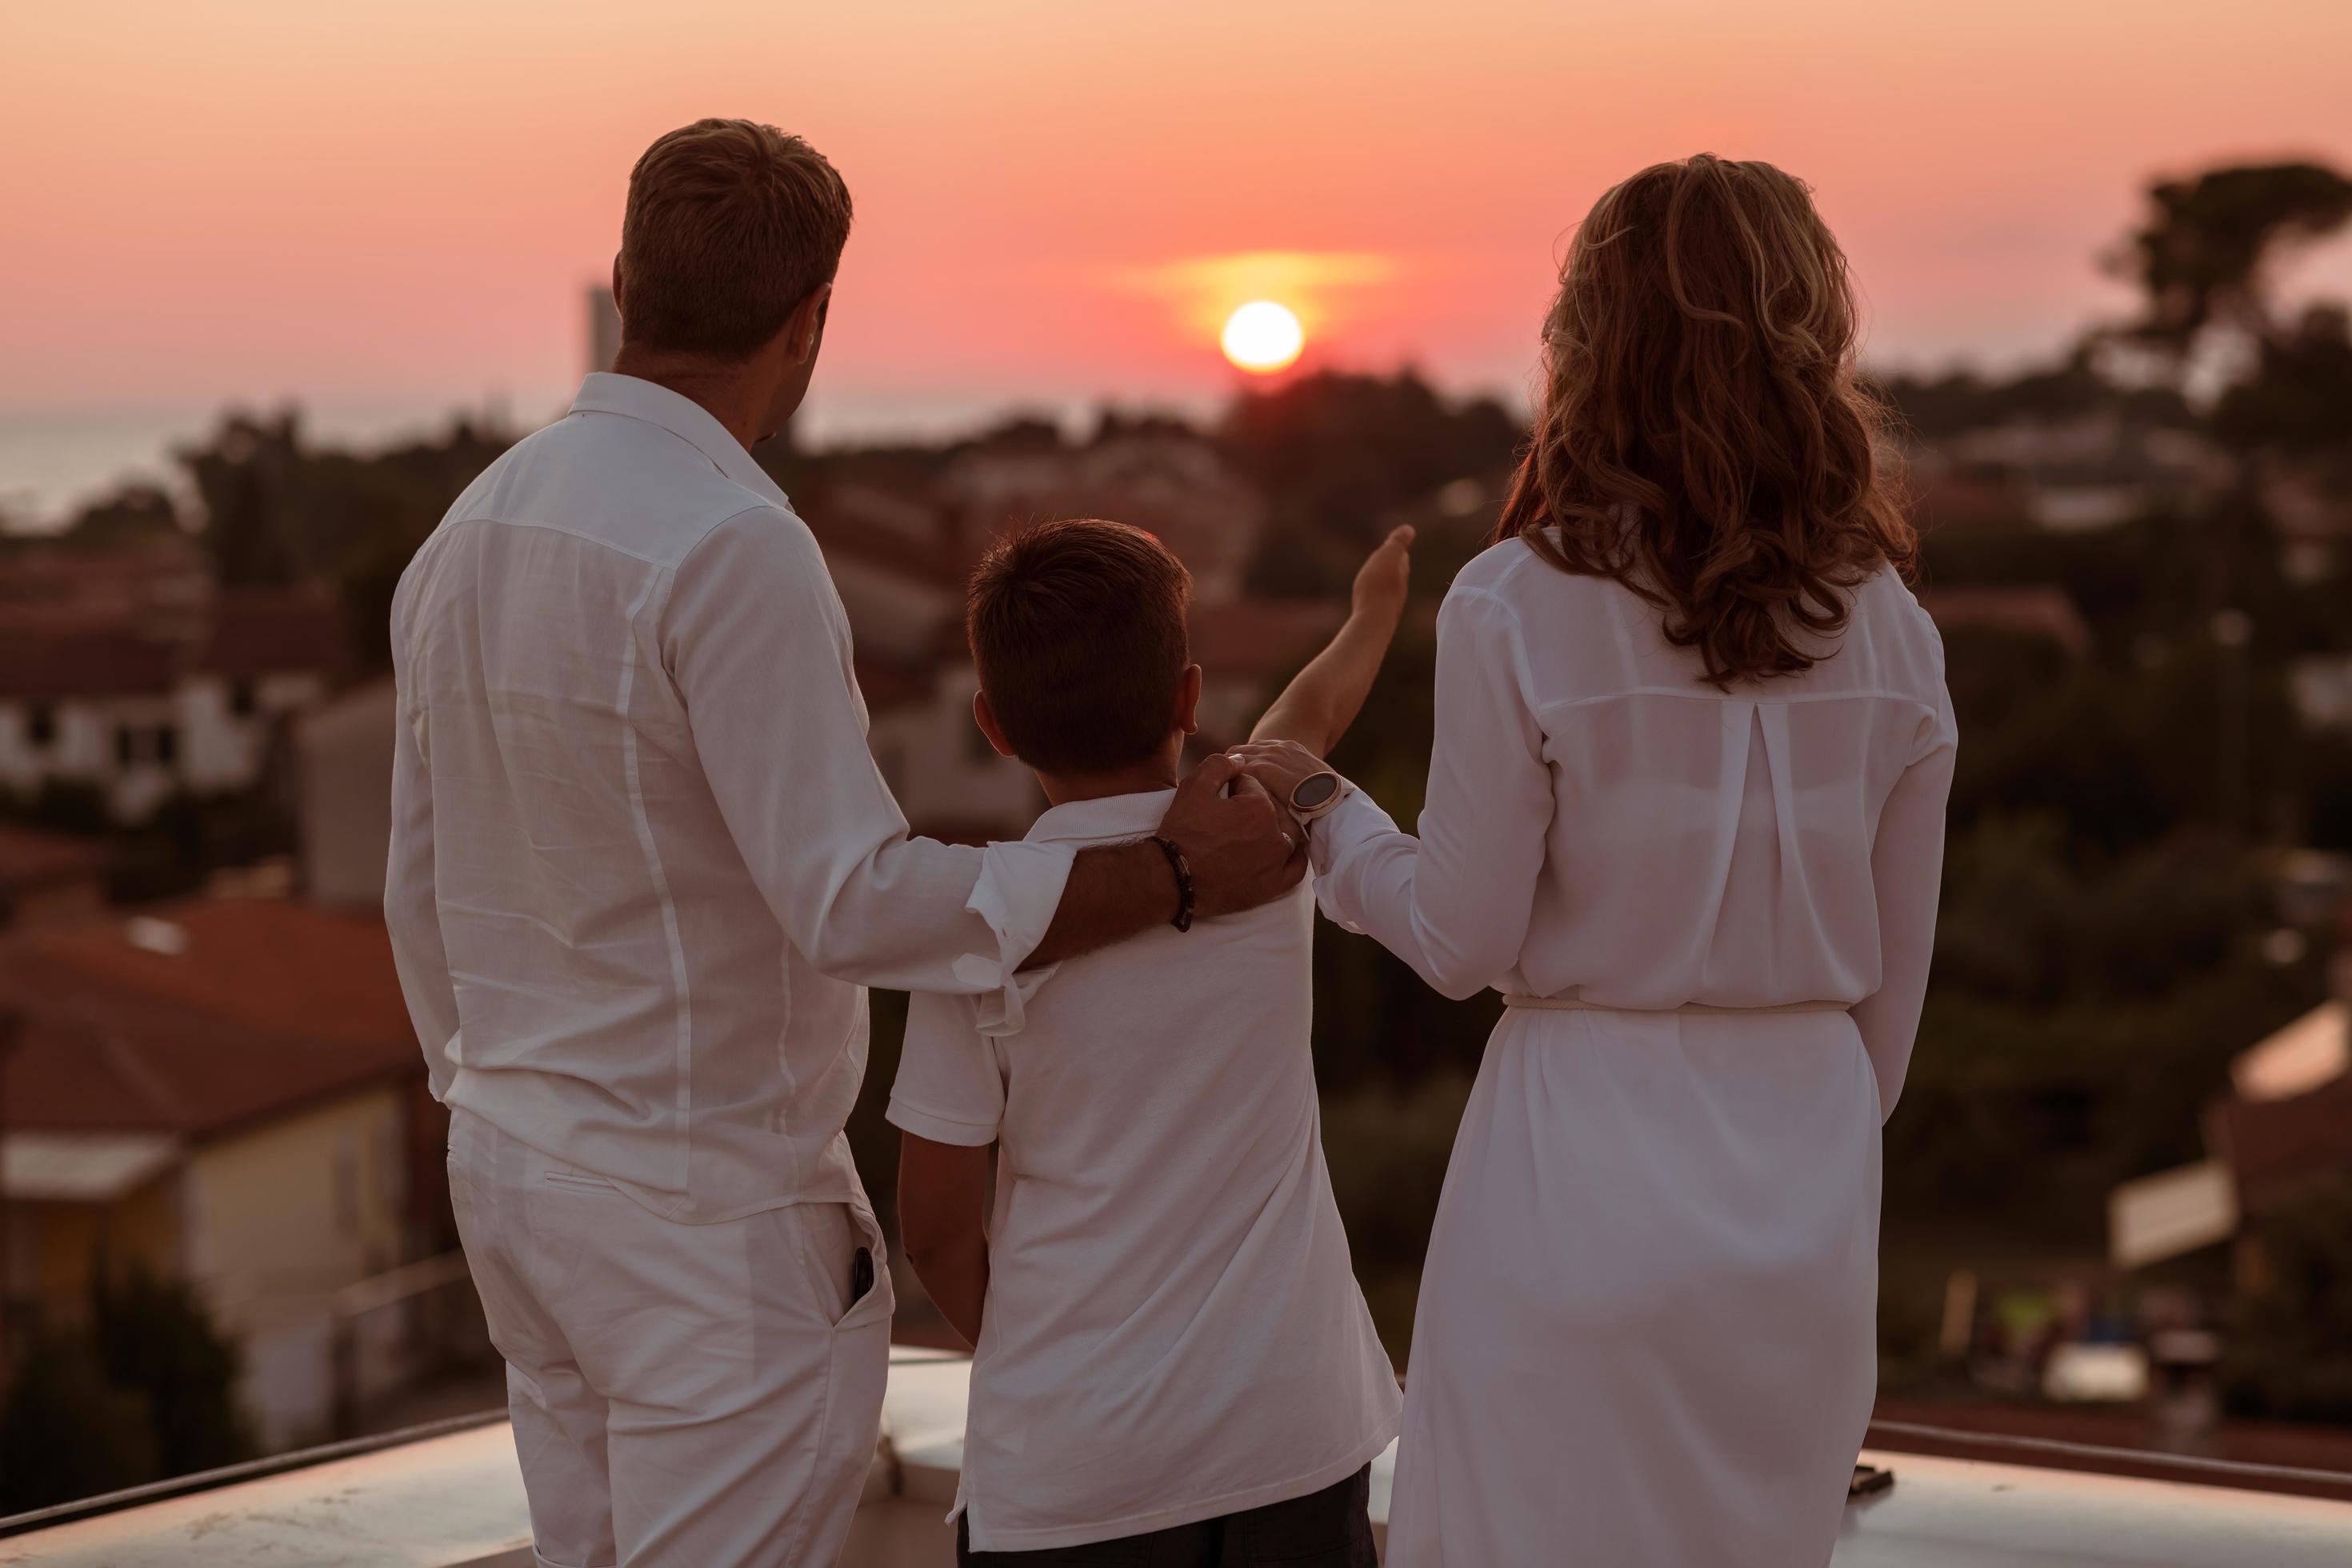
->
xmin=940 ymin=428 xmax=1268 ymax=605
xmin=798 ymin=478 xmax=967 ymax=664
xmin=1900 ymin=410 xmax=2230 ymax=536
xmin=1190 ymin=599 xmax=1349 ymax=746
xmin=860 ymin=658 xmax=1042 ymax=846
xmin=0 ymin=894 xmax=438 ymax=1443
xmin=294 ymin=681 xmax=398 ymax=910
xmin=0 ymin=552 xmax=346 ymax=824
xmin=0 ymin=534 xmax=212 ymax=639
xmin=0 ymin=822 xmax=110 ymax=930
xmin=2262 ymin=469 xmax=2352 ymax=586
xmin=2290 ymin=655 xmax=2352 ymax=732
xmin=1917 ymin=585 xmax=2094 ymax=659
xmin=2109 ymin=1000 xmax=2351 ymax=1274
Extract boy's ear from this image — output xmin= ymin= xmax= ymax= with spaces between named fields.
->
xmin=1174 ymin=664 xmax=1202 ymax=737
xmin=972 ymin=690 xmax=1020 ymax=759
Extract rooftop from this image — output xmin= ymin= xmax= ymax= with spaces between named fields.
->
xmin=0 ymin=580 xmax=345 ymax=701
xmin=0 ymin=895 xmax=417 ymax=1142
xmin=0 ymin=824 xmax=110 ymax=895
xmin=1915 ymin=584 xmax=2094 ymax=658
xmin=3 ymin=1352 xmax=2348 ymax=1566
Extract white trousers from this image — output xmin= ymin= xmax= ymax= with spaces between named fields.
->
xmin=446 ymin=1109 xmax=894 ymax=1567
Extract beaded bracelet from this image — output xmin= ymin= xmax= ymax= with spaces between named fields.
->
xmin=1150 ymin=834 xmax=1196 ymax=932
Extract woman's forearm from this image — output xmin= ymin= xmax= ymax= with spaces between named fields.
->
xmin=1253 ymin=524 xmax=1413 ymax=754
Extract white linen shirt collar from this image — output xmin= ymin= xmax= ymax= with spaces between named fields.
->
xmin=567 ymin=371 xmax=796 ymax=513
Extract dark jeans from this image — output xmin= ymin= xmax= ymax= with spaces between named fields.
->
xmin=956 ymin=1464 xmax=1378 ymax=1567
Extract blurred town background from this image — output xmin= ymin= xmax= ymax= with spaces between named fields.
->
xmin=6 ymin=125 xmax=2352 ymax=1519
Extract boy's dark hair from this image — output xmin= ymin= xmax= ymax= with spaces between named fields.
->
xmin=966 ymin=520 xmax=1193 ymax=776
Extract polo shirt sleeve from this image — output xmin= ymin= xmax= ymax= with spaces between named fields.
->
xmin=887 ymin=991 xmax=1006 ymax=1147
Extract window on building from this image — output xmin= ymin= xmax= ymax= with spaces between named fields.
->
xmin=153 ymin=725 xmax=178 ymax=766
xmin=115 ymin=725 xmax=135 ymax=766
xmin=230 ymin=678 xmax=258 ymax=718
xmin=26 ymin=704 xmax=56 ymax=746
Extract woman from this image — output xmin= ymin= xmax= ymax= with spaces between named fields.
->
xmin=1234 ymin=155 xmax=1954 ymax=1565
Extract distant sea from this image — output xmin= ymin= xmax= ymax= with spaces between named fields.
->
xmin=0 ymin=387 xmax=1220 ymax=532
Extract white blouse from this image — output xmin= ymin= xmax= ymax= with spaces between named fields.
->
xmin=1312 ymin=534 xmax=1956 ymax=1115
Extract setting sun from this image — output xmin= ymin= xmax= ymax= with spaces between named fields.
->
xmin=1221 ymin=300 xmax=1305 ymax=374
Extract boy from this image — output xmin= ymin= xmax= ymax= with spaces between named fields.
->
xmin=888 ymin=518 xmax=1414 ymax=1564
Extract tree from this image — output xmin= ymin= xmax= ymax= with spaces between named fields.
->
xmin=2109 ymin=162 xmax=2352 ymax=354
xmin=59 ymin=484 xmax=186 ymax=550
xmin=174 ymin=410 xmax=516 ymax=670
xmin=1224 ymin=370 xmax=1522 ymax=595
xmin=0 ymin=1330 xmax=159 ymax=1512
xmin=88 ymin=1268 xmax=256 ymax=1480
xmin=2224 ymin=1178 xmax=2352 ymax=1424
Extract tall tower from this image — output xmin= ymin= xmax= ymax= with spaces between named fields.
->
xmin=586 ymin=286 xmax=622 ymax=375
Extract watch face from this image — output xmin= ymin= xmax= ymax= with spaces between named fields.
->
xmin=1293 ymin=771 xmax=1341 ymax=810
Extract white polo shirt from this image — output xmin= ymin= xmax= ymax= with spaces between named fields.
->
xmin=888 ymin=788 xmax=1402 ymax=1552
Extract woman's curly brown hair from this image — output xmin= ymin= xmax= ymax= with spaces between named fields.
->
xmin=1494 ymin=154 xmax=1914 ymax=686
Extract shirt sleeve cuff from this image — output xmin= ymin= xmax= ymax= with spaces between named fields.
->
xmin=886 ymin=1097 xmax=1001 ymax=1147
xmin=956 ymin=838 xmax=1076 ymax=1037
xmin=1310 ymin=789 xmax=1398 ymax=876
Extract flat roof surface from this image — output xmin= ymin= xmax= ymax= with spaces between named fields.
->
xmin=7 ymin=1353 xmax=2350 ymax=1566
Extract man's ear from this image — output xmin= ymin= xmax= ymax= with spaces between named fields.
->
xmin=785 ymin=282 xmax=833 ymax=363
xmin=610 ymin=254 xmax=626 ymax=318
xmin=972 ymin=690 xmax=1019 ymax=759
xmin=1174 ymin=664 xmax=1202 ymax=737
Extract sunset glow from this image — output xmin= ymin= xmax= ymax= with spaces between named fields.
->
xmin=1 ymin=1 xmax=2349 ymax=470
xmin=1222 ymin=302 xmax=1305 ymax=374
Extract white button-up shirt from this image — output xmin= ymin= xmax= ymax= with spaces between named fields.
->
xmin=386 ymin=373 xmax=1073 ymax=1223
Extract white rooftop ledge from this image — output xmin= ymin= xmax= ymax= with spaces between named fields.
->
xmin=6 ymin=1350 xmax=2351 ymax=1566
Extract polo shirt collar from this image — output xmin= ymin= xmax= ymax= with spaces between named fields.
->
xmin=568 ymin=373 xmax=793 ymax=511
xmin=1026 ymin=788 xmax=1178 ymax=846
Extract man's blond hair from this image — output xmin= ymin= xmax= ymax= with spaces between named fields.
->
xmin=618 ymin=118 xmax=852 ymax=362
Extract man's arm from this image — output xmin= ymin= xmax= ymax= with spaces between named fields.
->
xmin=897 ymin=1134 xmax=992 ymax=1347
xmin=1023 ymin=758 xmax=1301 ymax=966
xmin=669 ymin=510 xmax=1302 ymax=1001
xmin=1251 ymin=526 xmax=1413 ymax=753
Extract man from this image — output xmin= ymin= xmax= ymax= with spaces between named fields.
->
xmin=385 ymin=118 xmax=1301 ymax=1568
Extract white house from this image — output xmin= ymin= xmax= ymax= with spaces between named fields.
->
xmin=0 ymin=583 xmax=342 ymax=822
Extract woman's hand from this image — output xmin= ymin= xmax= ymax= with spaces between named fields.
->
xmin=1225 ymin=739 xmax=1331 ymax=811
xmin=1350 ymin=524 xmax=1415 ymax=627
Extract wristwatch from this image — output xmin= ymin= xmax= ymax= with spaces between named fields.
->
xmin=1286 ymin=770 xmax=1354 ymax=822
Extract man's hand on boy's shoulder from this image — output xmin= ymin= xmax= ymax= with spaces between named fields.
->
xmin=1160 ymin=753 xmax=1308 ymax=918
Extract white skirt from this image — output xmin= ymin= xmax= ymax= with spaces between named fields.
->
xmin=1384 ymin=1004 xmax=1882 ymax=1567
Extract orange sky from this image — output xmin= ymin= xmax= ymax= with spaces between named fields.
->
xmin=5 ymin=0 xmax=2351 ymax=426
